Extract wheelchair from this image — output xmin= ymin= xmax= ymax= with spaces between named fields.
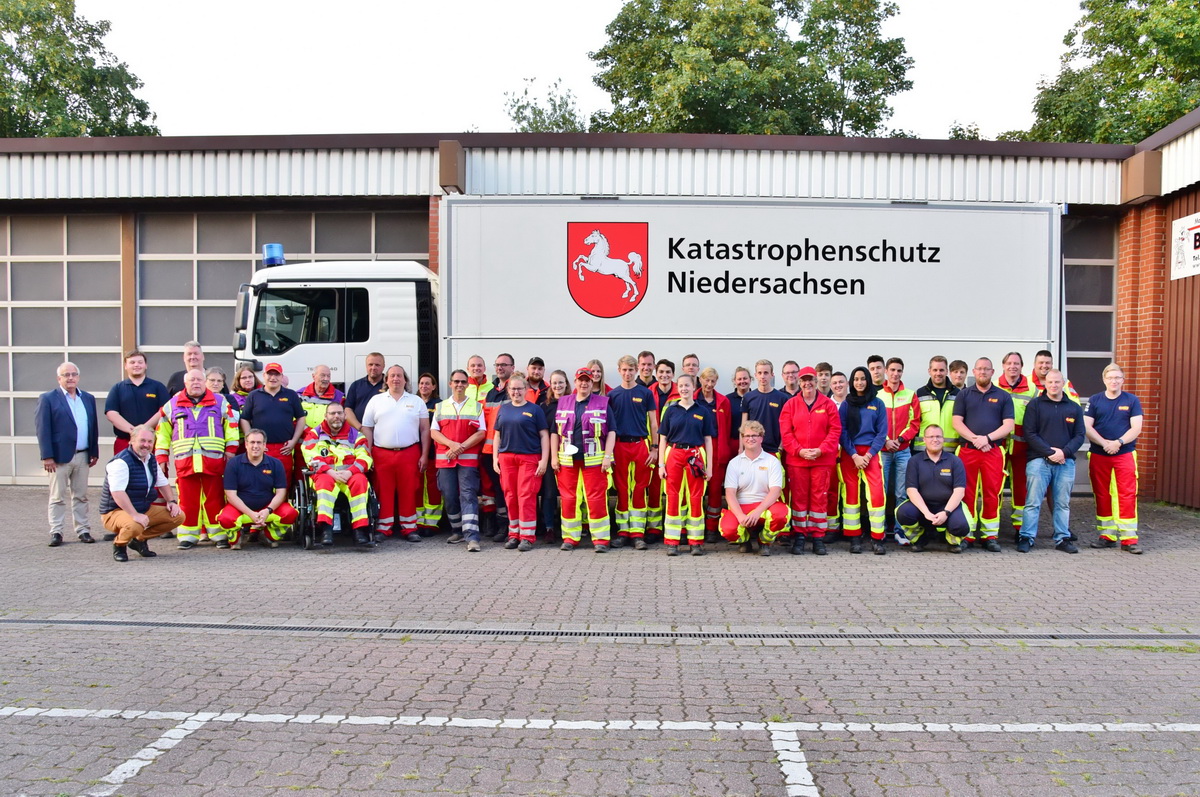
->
xmin=289 ymin=469 xmax=380 ymax=551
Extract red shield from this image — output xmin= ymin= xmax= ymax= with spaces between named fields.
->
xmin=567 ymin=222 xmax=648 ymax=318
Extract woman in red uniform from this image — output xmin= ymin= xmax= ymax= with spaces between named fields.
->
xmin=695 ymin=367 xmax=732 ymax=542
xmin=494 ymin=373 xmax=550 ymax=551
xmin=657 ymin=374 xmax=716 ymax=556
xmin=417 ymin=373 xmax=442 ymax=535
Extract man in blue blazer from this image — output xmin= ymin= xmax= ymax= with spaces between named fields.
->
xmin=35 ymin=362 xmax=100 ymax=547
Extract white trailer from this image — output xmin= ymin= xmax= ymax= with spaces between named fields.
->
xmin=234 ymin=196 xmax=1062 ymax=388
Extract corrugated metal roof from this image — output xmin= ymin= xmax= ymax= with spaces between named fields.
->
xmin=1160 ymin=127 xmax=1200 ymax=196
xmin=464 ymin=147 xmax=1122 ymax=204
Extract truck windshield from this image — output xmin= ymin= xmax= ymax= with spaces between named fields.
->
xmin=252 ymin=288 xmax=339 ymax=356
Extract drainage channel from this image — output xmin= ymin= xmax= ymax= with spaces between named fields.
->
xmin=1 ymin=618 xmax=1196 ymax=642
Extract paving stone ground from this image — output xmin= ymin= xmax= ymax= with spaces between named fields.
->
xmin=2 ymin=486 xmax=1198 ymax=795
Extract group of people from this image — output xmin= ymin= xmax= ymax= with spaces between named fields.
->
xmin=34 ymin=342 xmax=1145 ymax=562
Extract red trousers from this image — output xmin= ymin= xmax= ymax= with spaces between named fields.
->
xmin=265 ymin=442 xmax=296 ymax=487
xmin=1005 ymin=440 xmax=1029 ymax=530
xmin=838 ymin=446 xmax=885 ymax=539
xmin=646 ymin=468 xmax=664 ymax=534
xmin=499 ymin=452 xmax=541 ymax=542
xmin=177 ymin=471 xmax=225 ymax=543
xmin=959 ymin=445 xmax=1005 ymax=539
xmin=705 ymin=460 xmax=729 ymax=532
xmin=786 ymin=463 xmax=832 ymax=538
xmin=113 ymin=438 xmax=130 ymax=455
xmin=1088 ymin=451 xmax=1139 ymax=543
xmin=613 ymin=438 xmax=653 ymax=538
xmin=826 ymin=463 xmax=841 ymax=528
xmin=557 ymin=463 xmax=611 ymax=545
xmin=664 ymin=446 xmax=706 ymax=545
xmin=372 ymin=445 xmax=421 ymax=536
xmin=720 ymin=500 xmax=790 ymax=543
xmin=216 ymin=501 xmax=298 ymax=544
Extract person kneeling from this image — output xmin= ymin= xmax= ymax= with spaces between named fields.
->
xmin=895 ymin=425 xmax=969 ymax=553
xmin=720 ymin=421 xmax=789 ymax=556
xmin=217 ymin=428 xmax=298 ymax=548
xmin=302 ymin=403 xmax=374 ymax=547
xmin=100 ymin=425 xmax=184 ymax=562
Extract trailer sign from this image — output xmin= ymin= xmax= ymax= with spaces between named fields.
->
xmin=1172 ymin=212 xmax=1200 ymax=281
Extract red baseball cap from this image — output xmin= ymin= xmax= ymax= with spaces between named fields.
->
xmin=264 ymin=362 xmax=284 ymax=373
xmin=574 ymin=367 xmax=594 ymax=381
xmin=797 ymin=366 xmax=817 ymax=379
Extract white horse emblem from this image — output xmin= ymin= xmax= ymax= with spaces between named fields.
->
xmin=571 ymin=230 xmax=644 ymax=301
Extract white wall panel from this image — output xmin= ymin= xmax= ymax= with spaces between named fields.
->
xmin=1161 ymin=127 xmax=1200 ymax=195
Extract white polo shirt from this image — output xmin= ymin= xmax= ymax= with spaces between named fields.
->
xmin=362 ymin=391 xmax=424 ymax=449
xmin=723 ymin=450 xmax=784 ymax=504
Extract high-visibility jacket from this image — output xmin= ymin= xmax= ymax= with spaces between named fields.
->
xmin=996 ymin=374 xmax=1038 ymax=444
xmin=431 ymin=396 xmax=486 ymax=468
xmin=652 ymin=383 xmax=681 ymax=422
xmin=154 ymin=390 xmax=238 ymax=478
xmin=299 ymin=382 xmax=345 ymax=428
xmin=553 ymin=394 xmax=610 ymax=467
xmin=481 ymin=379 xmax=508 ymax=455
xmin=301 ymin=420 xmax=372 ymax=475
xmin=779 ymin=392 xmax=842 ymax=467
xmin=1030 ymin=372 xmax=1081 ymax=405
xmin=879 ymin=381 xmax=921 ymax=451
xmin=913 ymin=382 xmax=961 ymax=453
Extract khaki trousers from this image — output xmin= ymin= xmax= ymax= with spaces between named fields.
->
xmin=101 ymin=504 xmax=183 ymax=546
xmin=48 ymin=450 xmax=91 ymax=537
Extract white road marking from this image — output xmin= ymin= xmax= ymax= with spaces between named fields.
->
xmin=2 ymin=704 xmax=1198 ymax=797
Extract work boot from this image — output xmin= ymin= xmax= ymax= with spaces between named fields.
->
xmin=1123 ymin=543 xmax=1143 ymax=554
xmin=690 ymin=544 xmax=704 ymax=556
xmin=666 ymin=545 xmax=679 ymax=556
xmin=317 ymin=523 xmax=334 ymax=547
xmin=610 ymin=536 xmax=626 ymax=549
xmin=1091 ymin=537 xmax=1116 ymax=549
xmin=634 ymin=538 xmax=648 ymax=551
xmin=129 ymin=539 xmax=157 ymax=558
xmin=518 ymin=540 xmax=534 ymax=552
xmin=872 ymin=541 xmax=886 ymax=555
xmin=812 ymin=539 xmax=827 ymax=556
xmin=983 ymin=539 xmax=1002 ymax=552
xmin=354 ymin=528 xmax=371 ymax=546
xmin=849 ymin=539 xmax=863 ymax=554
xmin=504 ymin=537 xmax=520 ymax=549
xmin=790 ymin=536 xmax=806 ymax=555
xmin=112 ymin=544 xmax=128 ymax=563
xmin=760 ymin=542 xmax=772 ymax=557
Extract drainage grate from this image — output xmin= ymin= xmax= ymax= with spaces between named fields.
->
xmin=0 ymin=618 xmax=1196 ymax=642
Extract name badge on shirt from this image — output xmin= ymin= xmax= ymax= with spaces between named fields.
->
xmin=757 ymin=465 xmax=768 ymax=471
xmin=278 ymin=397 xmax=289 ymax=402
xmin=1066 ymin=417 xmax=1075 ymax=423
xmin=815 ymin=408 xmax=825 ymax=414
xmin=522 ymin=411 xmax=533 ymax=418
xmin=769 ymin=402 xmax=779 ymax=408
xmin=632 ymin=397 xmax=643 ymax=403
xmin=146 ymin=393 xmax=156 ymax=398
xmin=693 ymin=414 xmax=704 ymax=421
xmin=940 ymin=468 xmax=951 ymax=474
xmin=1118 ymin=405 xmax=1129 ymax=411
xmin=262 ymin=468 xmax=273 ymax=474
xmin=987 ymin=398 xmax=998 ymax=403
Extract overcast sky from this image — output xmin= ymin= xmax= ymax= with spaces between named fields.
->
xmin=75 ymin=0 xmax=1084 ymax=140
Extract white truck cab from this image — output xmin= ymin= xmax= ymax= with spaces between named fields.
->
xmin=233 ymin=260 xmax=438 ymax=389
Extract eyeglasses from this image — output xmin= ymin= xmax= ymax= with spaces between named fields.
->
xmin=450 ymin=379 xmax=468 ymax=384
xmin=742 ymin=434 xmax=763 ymax=439
xmin=494 ymin=362 xmax=513 ymax=368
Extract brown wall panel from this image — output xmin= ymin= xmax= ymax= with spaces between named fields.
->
xmin=1161 ymin=190 xmax=1200 ymax=508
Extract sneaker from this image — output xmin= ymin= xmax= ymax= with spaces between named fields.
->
xmin=517 ymin=540 xmax=534 ymax=552
xmin=560 ymin=542 xmax=575 ymax=552
xmin=1016 ymin=537 xmax=1033 ymax=553
xmin=594 ymin=543 xmax=609 ymax=553
xmin=894 ymin=532 xmax=910 ymax=546
xmin=1056 ymin=540 xmax=1079 ymax=554
xmin=504 ymin=537 xmax=520 ymax=549
xmin=666 ymin=545 xmax=679 ymax=557
xmin=178 ymin=540 xmax=196 ymax=550
xmin=872 ymin=541 xmax=886 ymax=555
xmin=1091 ymin=538 xmax=1116 ymax=549
xmin=215 ymin=540 xmax=231 ymax=550
xmin=634 ymin=538 xmax=648 ymax=551
xmin=983 ymin=539 xmax=1002 ymax=552
xmin=690 ymin=544 xmax=704 ymax=556
xmin=447 ymin=533 xmax=464 ymax=544
xmin=466 ymin=540 xmax=481 ymax=552
xmin=1123 ymin=543 xmax=1143 ymax=554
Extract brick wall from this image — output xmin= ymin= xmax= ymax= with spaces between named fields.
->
xmin=1115 ymin=203 xmax=1167 ymax=498
xmin=428 ymin=195 xmax=440 ymax=276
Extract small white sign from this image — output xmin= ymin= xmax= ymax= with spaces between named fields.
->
xmin=1172 ymin=211 xmax=1200 ymax=281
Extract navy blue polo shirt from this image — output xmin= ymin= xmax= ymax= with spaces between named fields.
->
xmin=1085 ymin=391 xmax=1143 ymax=456
xmin=494 ymin=402 xmax=548 ymax=454
xmin=345 ymin=376 xmax=386 ymax=422
xmin=105 ymin=377 xmax=169 ymax=439
xmin=725 ymin=391 xmax=748 ymax=440
xmin=239 ymin=387 xmax=305 ymax=443
xmin=224 ymin=453 xmax=287 ymax=512
xmin=741 ymin=389 xmax=789 ymax=453
xmin=607 ymin=384 xmax=655 ymax=438
xmin=905 ymin=450 xmax=966 ymax=509
xmin=660 ymin=402 xmax=717 ymax=448
xmin=952 ymin=383 xmax=1014 ymax=449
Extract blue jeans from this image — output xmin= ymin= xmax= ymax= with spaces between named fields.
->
xmin=880 ymin=448 xmax=911 ymax=534
xmin=436 ymin=466 xmax=481 ymax=542
xmin=1022 ymin=457 xmax=1074 ymax=542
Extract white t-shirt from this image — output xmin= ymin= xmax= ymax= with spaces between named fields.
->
xmin=723 ymin=450 xmax=783 ymax=504
xmin=105 ymin=452 xmax=168 ymax=492
xmin=362 ymin=391 xmax=425 ymax=448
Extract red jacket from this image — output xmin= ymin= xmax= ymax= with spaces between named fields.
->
xmin=699 ymin=392 xmax=733 ymax=466
xmin=779 ymin=392 xmax=842 ymax=467
xmin=879 ymin=381 xmax=921 ymax=452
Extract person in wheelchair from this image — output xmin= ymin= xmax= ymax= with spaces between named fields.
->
xmin=301 ymin=402 xmax=374 ymax=547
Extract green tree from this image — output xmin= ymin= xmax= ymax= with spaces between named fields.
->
xmin=504 ymin=78 xmax=588 ymax=133
xmin=0 ymin=0 xmax=158 ymax=137
xmin=800 ymin=0 xmax=913 ymax=136
xmin=589 ymin=0 xmax=910 ymax=135
xmin=1026 ymin=0 xmax=1200 ymax=144
xmin=948 ymin=121 xmax=981 ymax=140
